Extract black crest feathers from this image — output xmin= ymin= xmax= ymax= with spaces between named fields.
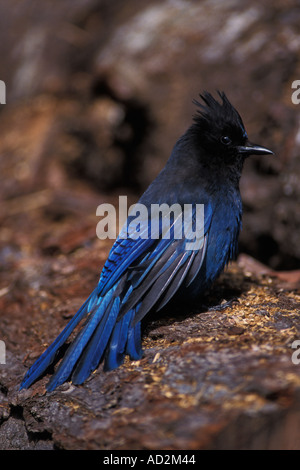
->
xmin=193 ymin=91 xmax=246 ymax=137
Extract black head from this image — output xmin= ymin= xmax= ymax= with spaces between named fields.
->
xmin=192 ymin=91 xmax=273 ymax=160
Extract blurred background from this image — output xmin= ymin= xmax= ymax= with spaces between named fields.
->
xmin=0 ymin=0 xmax=299 ymax=278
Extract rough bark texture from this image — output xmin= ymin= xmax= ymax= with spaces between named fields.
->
xmin=0 ymin=0 xmax=300 ymax=450
xmin=1 ymin=237 xmax=300 ymax=449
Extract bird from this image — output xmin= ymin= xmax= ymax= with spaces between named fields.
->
xmin=20 ymin=91 xmax=273 ymax=391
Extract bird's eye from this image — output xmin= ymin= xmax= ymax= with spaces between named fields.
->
xmin=221 ymin=136 xmax=232 ymax=145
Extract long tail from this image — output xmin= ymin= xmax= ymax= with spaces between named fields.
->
xmin=20 ymin=285 xmax=143 ymax=391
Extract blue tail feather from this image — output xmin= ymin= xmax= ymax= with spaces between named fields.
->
xmin=126 ymin=304 xmax=143 ymax=360
xmin=20 ymin=281 xmax=144 ymax=391
xmin=103 ymin=310 xmax=133 ymax=371
xmin=19 ymin=292 xmax=95 ymax=390
xmin=46 ymin=285 xmax=118 ymax=390
xmin=126 ymin=322 xmax=142 ymax=360
xmin=71 ymin=296 xmax=120 ymax=385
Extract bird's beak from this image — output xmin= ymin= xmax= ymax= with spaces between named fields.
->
xmin=237 ymin=141 xmax=274 ymax=157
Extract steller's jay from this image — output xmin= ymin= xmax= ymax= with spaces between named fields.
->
xmin=20 ymin=92 xmax=273 ymax=391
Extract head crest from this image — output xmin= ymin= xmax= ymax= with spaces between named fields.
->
xmin=193 ymin=91 xmax=246 ymax=137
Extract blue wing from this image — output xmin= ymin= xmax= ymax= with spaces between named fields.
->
xmin=20 ymin=203 xmax=213 ymax=390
